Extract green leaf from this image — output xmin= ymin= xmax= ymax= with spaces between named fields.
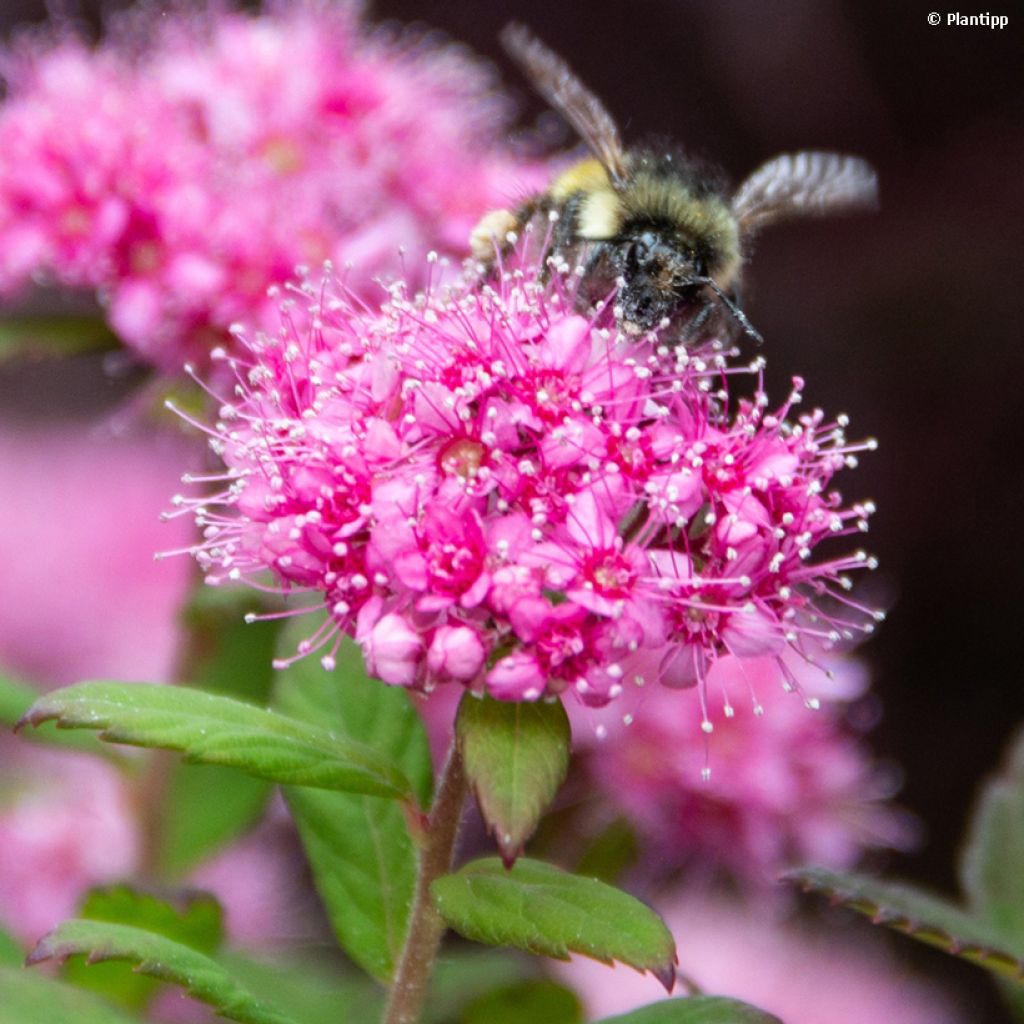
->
xmin=62 ymin=885 xmax=224 ymax=1010
xmin=0 ymin=671 xmax=123 ymax=761
xmin=218 ymin=952 xmax=383 ymax=1024
xmin=0 ymin=966 xmax=143 ymax=1024
xmin=461 ymin=979 xmax=583 ymax=1024
xmin=0 ymin=926 xmax=23 ymax=967
xmin=79 ymin=884 xmax=223 ymax=949
xmin=158 ymin=608 xmax=281 ymax=875
xmin=424 ymin=949 xmax=537 ymax=1023
xmin=786 ymin=866 xmax=1024 ymax=982
xmin=274 ymin=625 xmax=432 ymax=982
xmin=456 ymin=693 xmax=570 ymax=865
xmin=159 ymin=762 xmax=272 ymax=876
xmin=961 ymin=726 xmax=1024 ymax=947
xmin=0 ymin=314 xmax=119 ymax=364
xmin=960 ymin=727 xmax=1024 ymax=1019
xmin=431 ymin=857 xmax=676 ymax=989
xmin=594 ymin=997 xmax=783 ymax=1023
xmin=575 ymin=817 xmax=640 ymax=884
xmin=28 ymin=920 xmax=297 ymax=1024
xmin=18 ymin=681 xmax=414 ymax=801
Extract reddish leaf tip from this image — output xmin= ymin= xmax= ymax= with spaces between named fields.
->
xmin=652 ymin=962 xmax=677 ymax=993
xmin=13 ymin=712 xmax=37 ymax=734
xmin=498 ymin=845 xmax=521 ymax=869
xmin=24 ymin=940 xmax=55 ymax=967
xmin=13 ymin=700 xmax=61 ymax=734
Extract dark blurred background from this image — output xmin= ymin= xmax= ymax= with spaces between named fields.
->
xmin=2 ymin=0 xmax=1022 ymax=1018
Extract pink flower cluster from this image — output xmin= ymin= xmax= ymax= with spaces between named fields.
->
xmin=573 ymin=651 xmax=913 ymax=883
xmin=0 ymin=1 xmax=538 ymax=371
xmin=0 ymin=743 xmax=139 ymax=944
xmin=556 ymin=888 xmax=968 ymax=1024
xmin=180 ymin=240 xmax=883 ymax=716
xmin=0 ymin=422 xmax=193 ymax=686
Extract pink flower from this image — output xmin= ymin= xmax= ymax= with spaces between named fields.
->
xmin=181 ymin=240 xmax=883 ymax=716
xmin=0 ymin=422 xmax=193 ymax=687
xmin=486 ymin=651 xmax=547 ymax=702
xmin=427 ymin=625 xmax=487 ymax=683
xmin=555 ymin=888 xmax=970 ymax=1024
xmin=188 ymin=808 xmax=307 ymax=948
xmin=362 ymin=612 xmax=425 ymax=687
xmin=0 ymin=2 xmax=543 ymax=372
xmin=0 ymin=743 xmax=139 ymax=943
xmin=572 ymin=651 xmax=914 ymax=884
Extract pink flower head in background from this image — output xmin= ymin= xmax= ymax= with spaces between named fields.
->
xmin=0 ymin=743 xmax=139 ymax=943
xmin=0 ymin=1 xmax=541 ymax=371
xmin=0 ymin=420 xmax=298 ymax=951
xmin=178 ymin=235 xmax=883 ymax=724
xmin=556 ymin=888 xmax=968 ymax=1024
xmin=572 ymin=650 xmax=914 ymax=884
xmin=0 ymin=421 xmax=193 ymax=687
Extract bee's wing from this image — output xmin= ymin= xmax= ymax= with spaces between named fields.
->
xmin=732 ymin=152 xmax=878 ymax=236
xmin=502 ymin=23 xmax=628 ymax=184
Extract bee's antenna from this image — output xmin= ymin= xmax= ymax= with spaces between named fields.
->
xmin=689 ymin=277 xmax=764 ymax=346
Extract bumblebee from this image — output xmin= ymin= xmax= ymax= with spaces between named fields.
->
xmin=472 ymin=25 xmax=879 ymax=344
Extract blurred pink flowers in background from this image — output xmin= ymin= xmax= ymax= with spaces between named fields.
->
xmin=556 ymin=888 xmax=967 ymax=1024
xmin=0 ymin=421 xmax=299 ymax=949
xmin=0 ymin=1 xmax=540 ymax=371
xmin=0 ymin=420 xmax=184 ymax=941
xmin=0 ymin=422 xmax=193 ymax=687
xmin=0 ymin=744 xmax=139 ymax=943
xmin=189 ymin=806 xmax=307 ymax=948
xmin=574 ymin=651 xmax=914 ymax=884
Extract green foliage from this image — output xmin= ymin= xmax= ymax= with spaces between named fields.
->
xmin=0 ymin=671 xmax=122 ymax=761
xmin=786 ymin=866 xmax=1024 ymax=982
xmin=28 ymin=919 xmax=297 ymax=1024
xmin=19 ymin=681 xmax=414 ymax=800
xmin=218 ymin=952 xmax=384 ymax=1024
xmin=61 ymin=886 xmax=223 ymax=1009
xmin=158 ymin=760 xmax=272 ymax=877
xmin=961 ymin=726 xmax=1024 ymax=947
xmin=460 ymin=979 xmax=582 ymax=1024
xmin=158 ymin=605 xmax=281 ymax=875
xmin=0 ymin=926 xmax=23 ymax=967
xmin=593 ymin=997 xmax=783 ymax=1023
xmin=0 ymin=966 xmax=143 ymax=1024
xmin=423 ymin=949 xmax=537 ymax=1023
xmin=431 ymin=857 xmax=677 ymax=989
xmin=789 ymin=727 xmax=1024 ymax=1021
xmin=79 ymin=885 xmax=223 ymax=950
xmin=456 ymin=693 xmax=571 ymax=864
xmin=575 ymin=817 xmax=640 ymax=884
xmin=273 ymin=625 xmax=433 ymax=982
xmin=961 ymin=726 xmax=1024 ymax=1018
xmin=0 ymin=314 xmax=119 ymax=364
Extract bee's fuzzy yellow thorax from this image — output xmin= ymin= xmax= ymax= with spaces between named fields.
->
xmin=553 ymin=159 xmax=623 ymax=242
xmin=624 ymin=173 xmax=741 ymax=284
xmin=554 ymin=157 xmax=743 ymax=287
xmin=550 ymin=158 xmax=612 ymax=202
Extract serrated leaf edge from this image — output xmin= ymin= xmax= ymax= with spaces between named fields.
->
xmin=785 ymin=869 xmax=1024 ymax=982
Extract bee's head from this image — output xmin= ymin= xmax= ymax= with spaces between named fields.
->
xmin=611 ymin=229 xmax=705 ymax=334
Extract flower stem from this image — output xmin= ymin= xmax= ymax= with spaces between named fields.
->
xmin=382 ymin=741 xmax=468 ymax=1024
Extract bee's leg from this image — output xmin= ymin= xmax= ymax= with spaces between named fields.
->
xmin=470 ymin=208 xmax=527 ymax=263
xmin=682 ymin=299 xmax=716 ymax=343
xmin=570 ymin=242 xmax=617 ymax=315
xmin=689 ymin=277 xmax=764 ymax=346
xmin=549 ymin=193 xmax=584 ymax=257
xmin=470 ymin=193 xmax=554 ymax=267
